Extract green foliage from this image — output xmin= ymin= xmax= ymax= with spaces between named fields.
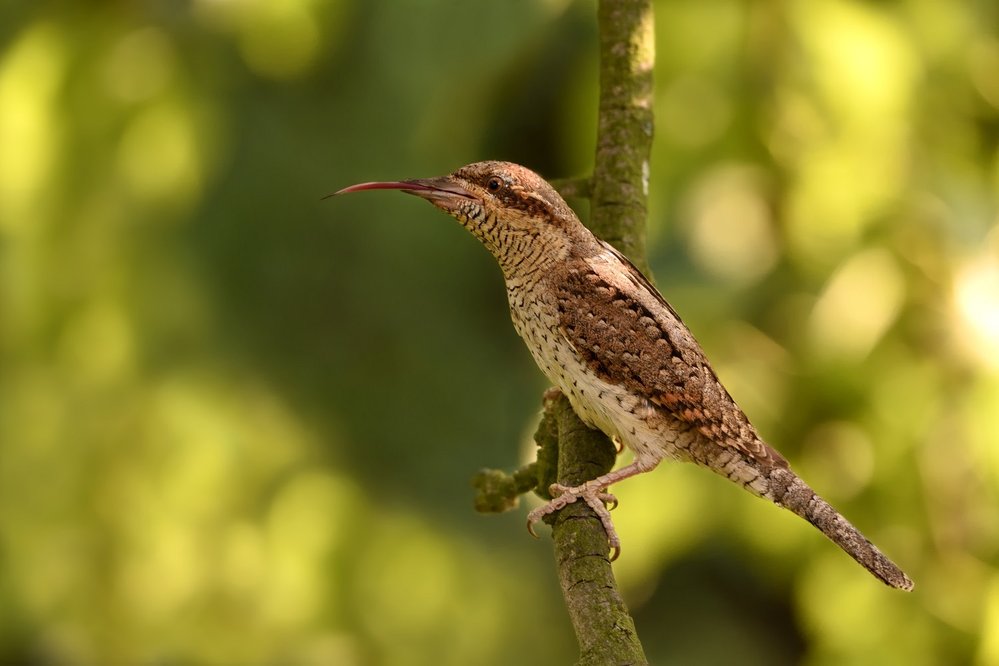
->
xmin=1 ymin=0 xmax=997 ymax=664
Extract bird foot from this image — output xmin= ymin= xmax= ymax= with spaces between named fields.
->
xmin=527 ymin=482 xmax=621 ymax=560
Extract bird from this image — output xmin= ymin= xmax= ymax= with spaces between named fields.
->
xmin=334 ymin=160 xmax=914 ymax=591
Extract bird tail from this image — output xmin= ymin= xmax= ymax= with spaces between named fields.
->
xmin=765 ymin=465 xmax=914 ymax=591
xmin=684 ymin=434 xmax=913 ymax=590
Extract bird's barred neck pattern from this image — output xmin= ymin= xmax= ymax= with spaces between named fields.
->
xmin=414 ymin=161 xmax=603 ymax=281
xmin=462 ymin=212 xmax=572 ymax=279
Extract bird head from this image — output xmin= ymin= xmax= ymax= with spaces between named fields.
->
xmin=335 ymin=161 xmax=591 ymax=276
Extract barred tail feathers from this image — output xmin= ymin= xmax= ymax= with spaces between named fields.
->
xmin=766 ymin=466 xmax=914 ymax=591
xmin=685 ymin=435 xmax=914 ymax=591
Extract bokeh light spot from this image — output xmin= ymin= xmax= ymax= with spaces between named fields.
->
xmin=682 ymin=165 xmax=778 ymax=284
xmin=120 ymin=521 xmax=203 ymax=621
xmin=782 ymin=0 xmax=918 ymax=270
xmin=116 ymin=103 xmax=202 ymax=206
xmin=954 ymin=239 xmax=999 ymax=370
xmin=103 ymin=27 xmax=175 ymax=103
xmin=56 ymin=300 xmax=135 ymax=385
xmin=264 ymin=471 xmax=361 ymax=625
xmin=809 ymin=249 xmax=905 ymax=358
xmin=794 ymin=0 xmax=917 ymax=122
xmin=0 ymin=23 xmax=63 ymax=230
xmin=237 ymin=1 xmax=320 ymax=80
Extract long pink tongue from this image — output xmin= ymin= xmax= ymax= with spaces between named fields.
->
xmin=333 ymin=181 xmax=434 ymax=195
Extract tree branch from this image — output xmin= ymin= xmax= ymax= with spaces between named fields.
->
xmin=547 ymin=393 xmax=646 ymax=665
xmin=590 ymin=0 xmax=655 ymax=275
xmin=470 ymin=2 xmax=656 ymax=660
xmin=547 ymin=0 xmax=655 ymax=663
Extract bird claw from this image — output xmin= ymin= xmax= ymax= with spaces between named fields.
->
xmin=526 ymin=482 xmax=621 ymax=559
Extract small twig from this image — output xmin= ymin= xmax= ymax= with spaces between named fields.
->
xmin=471 ymin=463 xmax=539 ymax=513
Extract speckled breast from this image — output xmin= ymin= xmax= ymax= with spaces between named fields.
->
xmin=505 ymin=281 xmax=671 ymax=466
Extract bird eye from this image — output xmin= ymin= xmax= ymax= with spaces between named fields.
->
xmin=486 ymin=177 xmax=502 ymax=192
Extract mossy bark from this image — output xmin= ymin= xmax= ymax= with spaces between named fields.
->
xmin=544 ymin=394 xmax=647 ymax=666
xmin=589 ymin=0 xmax=655 ymax=276
xmin=548 ymin=0 xmax=655 ymax=663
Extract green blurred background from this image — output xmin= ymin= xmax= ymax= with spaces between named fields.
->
xmin=1 ymin=0 xmax=998 ymax=663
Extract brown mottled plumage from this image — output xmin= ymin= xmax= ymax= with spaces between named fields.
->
xmin=336 ymin=161 xmax=913 ymax=591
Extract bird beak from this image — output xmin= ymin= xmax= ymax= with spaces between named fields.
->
xmin=331 ymin=177 xmax=478 ymax=204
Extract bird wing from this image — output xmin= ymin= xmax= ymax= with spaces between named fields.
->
xmin=555 ymin=241 xmax=787 ymax=468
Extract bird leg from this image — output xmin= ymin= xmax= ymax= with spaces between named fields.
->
xmin=526 ymin=457 xmax=660 ymax=560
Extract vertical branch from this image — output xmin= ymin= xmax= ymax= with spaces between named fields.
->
xmin=544 ymin=394 xmax=647 ymax=666
xmin=547 ymin=0 xmax=655 ymax=664
xmin=590 ymin=0 xmax=655 ymax=274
